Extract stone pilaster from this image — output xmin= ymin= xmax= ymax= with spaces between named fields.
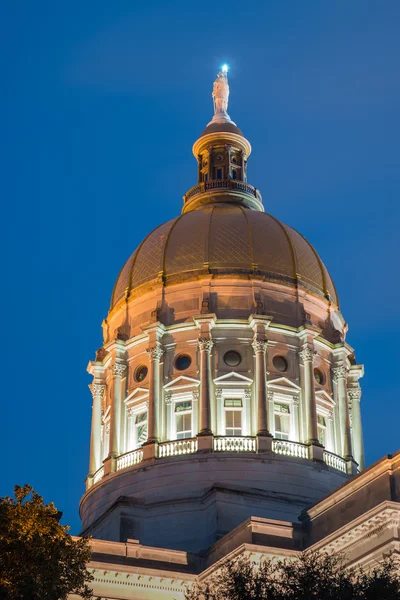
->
xmin=198 ymin=337 xmax=214 ymax=436
xmin=348 ymin=387 xmax=364 ymax=470
xmin=109 ymin=363 xmax=127 ymax=461
xmin=333 ymin=365 xmax=353 ymax=459
xmin=145 ymin=344 xmax=164 ymax=443
xmin=88 ymin=383 xmax=106 ymax=477
xmin=299 ymin=345 xmax=319 ymax=444
xmin=252 ymin=339 xmax=272 ymax=451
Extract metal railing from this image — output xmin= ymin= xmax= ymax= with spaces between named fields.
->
xmin=272 ymin=439 xmax=309 ymax=459
xmin=116 ymin=449 xmax=143 ymax=471
xmin=184 ymin=180 xmax=262 ymax=203
xmin=214 ymin=436 xmax=257 ymax=452
xmin=158 ymin=438 xmax=198 ymax=458
xmin=324 ymin=450 xmax=347 ymax=473
xmin=92 ymin=466 xmax=104 ymax=485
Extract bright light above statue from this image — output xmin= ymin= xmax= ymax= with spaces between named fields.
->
xmin=221 ymin=64 xmax=228 ymax=73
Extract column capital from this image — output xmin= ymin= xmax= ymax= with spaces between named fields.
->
xmin=299 ymin=346 xmax=316 ymax=363
xmin=198 ymin=337 xmax=214 ymax=352
xmin=89 ymin=383 xmax=106 ymax=397
xmin=112 ymin=363 xmax=127 ymax=377
xmin=333 ymin=365 xmax=348 ymax=380
xmin=348 ymin=387 xmax=362 ymax=401
xmin=146 ymin=344 xmax=164 ymax=362
xmin=252 ymin=339 xmax=268 ymax=354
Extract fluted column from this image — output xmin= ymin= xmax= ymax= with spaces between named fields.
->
xmin=146 ymin=344 xmax=164 ymax=443
xmin=109 ymin=363 xmax=126 ymax=458
xmin=333 ymin=365 xmax=353 ymax=460
xmin=299 ymin=346 xmax=319 ymax=444
xmin=88 ymin=383 xmax=105 ymax=475
xmin=252 ymin=340 xmax=271 ymax=437
xmin=198 ymin=337 xmax=214 ymax=435
xmin=348 ymin=387 xmax=364 ymax=470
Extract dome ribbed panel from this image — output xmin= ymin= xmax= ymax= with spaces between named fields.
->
xmin=131 ymin=219 xmax=176 ymax=288
xmin=284 ymin=226 xmax=325 ymax=296
xmin=111 ymin=250 xmax=137 ymax=307
xmin=164 ymin=208 xmax=211 ymax=276
xmin=209 ymin=205 xmax=252 ymax=269
xmin=246 ymin=211 xmax=295 ymax=278
xmin=321 ymin=262 xmax=338 ymax=305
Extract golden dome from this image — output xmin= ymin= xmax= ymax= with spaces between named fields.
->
xmin=111 ymin=204 xmax=337 ymax=309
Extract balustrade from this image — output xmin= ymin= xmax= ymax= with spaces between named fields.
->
xmin=214 ymin=436 xmax=257 ymax=452
xmin=272 ymin=439 xmax=309 ymax=459
xmin=324 ymin=450 xmax=347 ymax=473
xmin=92 ymin=466 xmax=104 ymax=485
xmin=158 ymin=438 xmax=198 ymax=458
xmin=116 ymin=449 xmax=144 ymax=471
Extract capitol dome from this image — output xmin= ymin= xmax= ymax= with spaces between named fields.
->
xmin=81 ymin=69 xmax=365 ymax=553
xmin=111 ymin=206 xmax=338 ymax=310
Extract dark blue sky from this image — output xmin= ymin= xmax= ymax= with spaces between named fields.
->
xmin=1 ymin=2 xmax=399 ymax=534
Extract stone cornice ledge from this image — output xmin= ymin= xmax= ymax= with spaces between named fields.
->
xmin=303 ymin=451 xmax=400 ymax=520
xmin=308 ymin=501 xmax=400 ymax=555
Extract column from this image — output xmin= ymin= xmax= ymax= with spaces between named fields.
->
xmin=146 ymin=344 xmax=164 ymax=443
xmin=252 ymin=340 xmax=270 ymax=437
xmin=333 ymin=365 xmax=353 ymax=460
xmin=299 ymin=346 xmax=319 ymax=444
xmin=292 ymin=396 xmax=300 ymax=442
xmin=109 ymin=363 xmax=126 ymax=458
xmin=348 ymin=387 xmax=364 ymax=469
xmin=88 ymin=383 xmax=105 ymax=476
xmin=198 ymin=337 xmax=213 ymax=435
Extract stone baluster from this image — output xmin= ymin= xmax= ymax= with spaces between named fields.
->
xmin=198 ymin=337 xmax=214 ymax=435
xmin=146 ymin=344 xmax=164 ymax=443
xmin=299 ymin=345 xmax=319 ymax=445
xmin=109 ymin=363 xmax=127 ymax=460
xmin=88 ymin=383 xmax=106 ymax=477
xmin=348 ymin=387 xmax=364 ymax=470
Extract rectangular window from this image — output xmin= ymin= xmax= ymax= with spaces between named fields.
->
xmin=216 ymin=168 xmax=223 ymax=180
xmin=274 ymin=403 xmax=290 ymax=440
xmin=135 ymin=411 xmax=148 ymax=446
xmin=232 ymin=169 xmax=237 ymax=180
xmin=224 ymin=398 xmax=242 ymax=408
xmin=225 ymin=409 xmax=242 ymax=436
xmin=176 ymin=412 xmax=192 ymax=439
xmin=317 ymin=414 xmax=326 ymax=446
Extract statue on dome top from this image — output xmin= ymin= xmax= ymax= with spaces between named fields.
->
xmin=212 ymin=69 xmax=229 ymax=115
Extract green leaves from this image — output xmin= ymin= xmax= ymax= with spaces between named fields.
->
xmin=0 ymin=485 xmax=93 ymax=600
xmin=185 ymin=551 xmax=400 ymax=600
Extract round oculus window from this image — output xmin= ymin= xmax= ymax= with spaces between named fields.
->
xmin=314 ymin=368 xmax=324 ymax=385
xmin=135 ymin=365 xmax=148 ymax=382
xmin=223 ymin=350 xmax=242 ymax=367
xmin=273 ymin=355 xmax=288 ymax=372
xmin=175 ymin=354 xmax=192 ymax=371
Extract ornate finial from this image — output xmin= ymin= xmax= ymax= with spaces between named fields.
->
xmin=212 ymin=67 xmax=230 ymax=121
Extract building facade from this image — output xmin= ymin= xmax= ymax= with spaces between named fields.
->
xmin=75 ymin=70 xmax=399 ymax=598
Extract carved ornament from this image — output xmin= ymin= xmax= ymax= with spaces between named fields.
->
xmin=146 ymin=344 xmax=164 ymax=362
xmin=198 ymin=337 xmax=214 ymax=352
xmin=252 ymin=340 xmax=268 ymax=354
xmin=112 ymin=363 xmax=127 ymax=377
xmin=333 ymin=365 xmax=349 ymax=379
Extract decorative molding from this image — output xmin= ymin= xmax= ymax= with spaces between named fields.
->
xmin=292 ymin=396 xmax=300 ymax=407
xmin=267 ymin=391 xmax=274 ymax=403
xmin=165 ymin=393 xmax=173 ymax=405
xmin=216 ymin=388 xmax=223 ymax=400
xmin=198 ymin=337 xmax=214 ymax=352
xmin=299 ymin=347 xmax=316 ymax=363
xmin=112 ymin=363 xmax=127 ymax=377
xmin=348 ymin=388 xmax=362 ymax=401
xmin=192 ymin=389 xmax=199 ymax=402
xmin=244 ymin=388 xmax=252 ymax=401
xmin=252 ymin=340 xmax=268 ymax=354
xmin=146 ymin=344 xmax=164 ymax=362
xmin=89 ymin=384 xmax=106 ymax=397
xmin=332 ymin=365 xmax=348 ymax=379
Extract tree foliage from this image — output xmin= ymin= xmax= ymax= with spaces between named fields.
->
xmin=0 ymin=484 xmax=93 ymax=600
xmin=185 ymin=551 xmax=400 ymax=600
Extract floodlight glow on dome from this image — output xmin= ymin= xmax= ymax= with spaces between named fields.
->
xmin=221 ymin=64 xmax=228 ymax=73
